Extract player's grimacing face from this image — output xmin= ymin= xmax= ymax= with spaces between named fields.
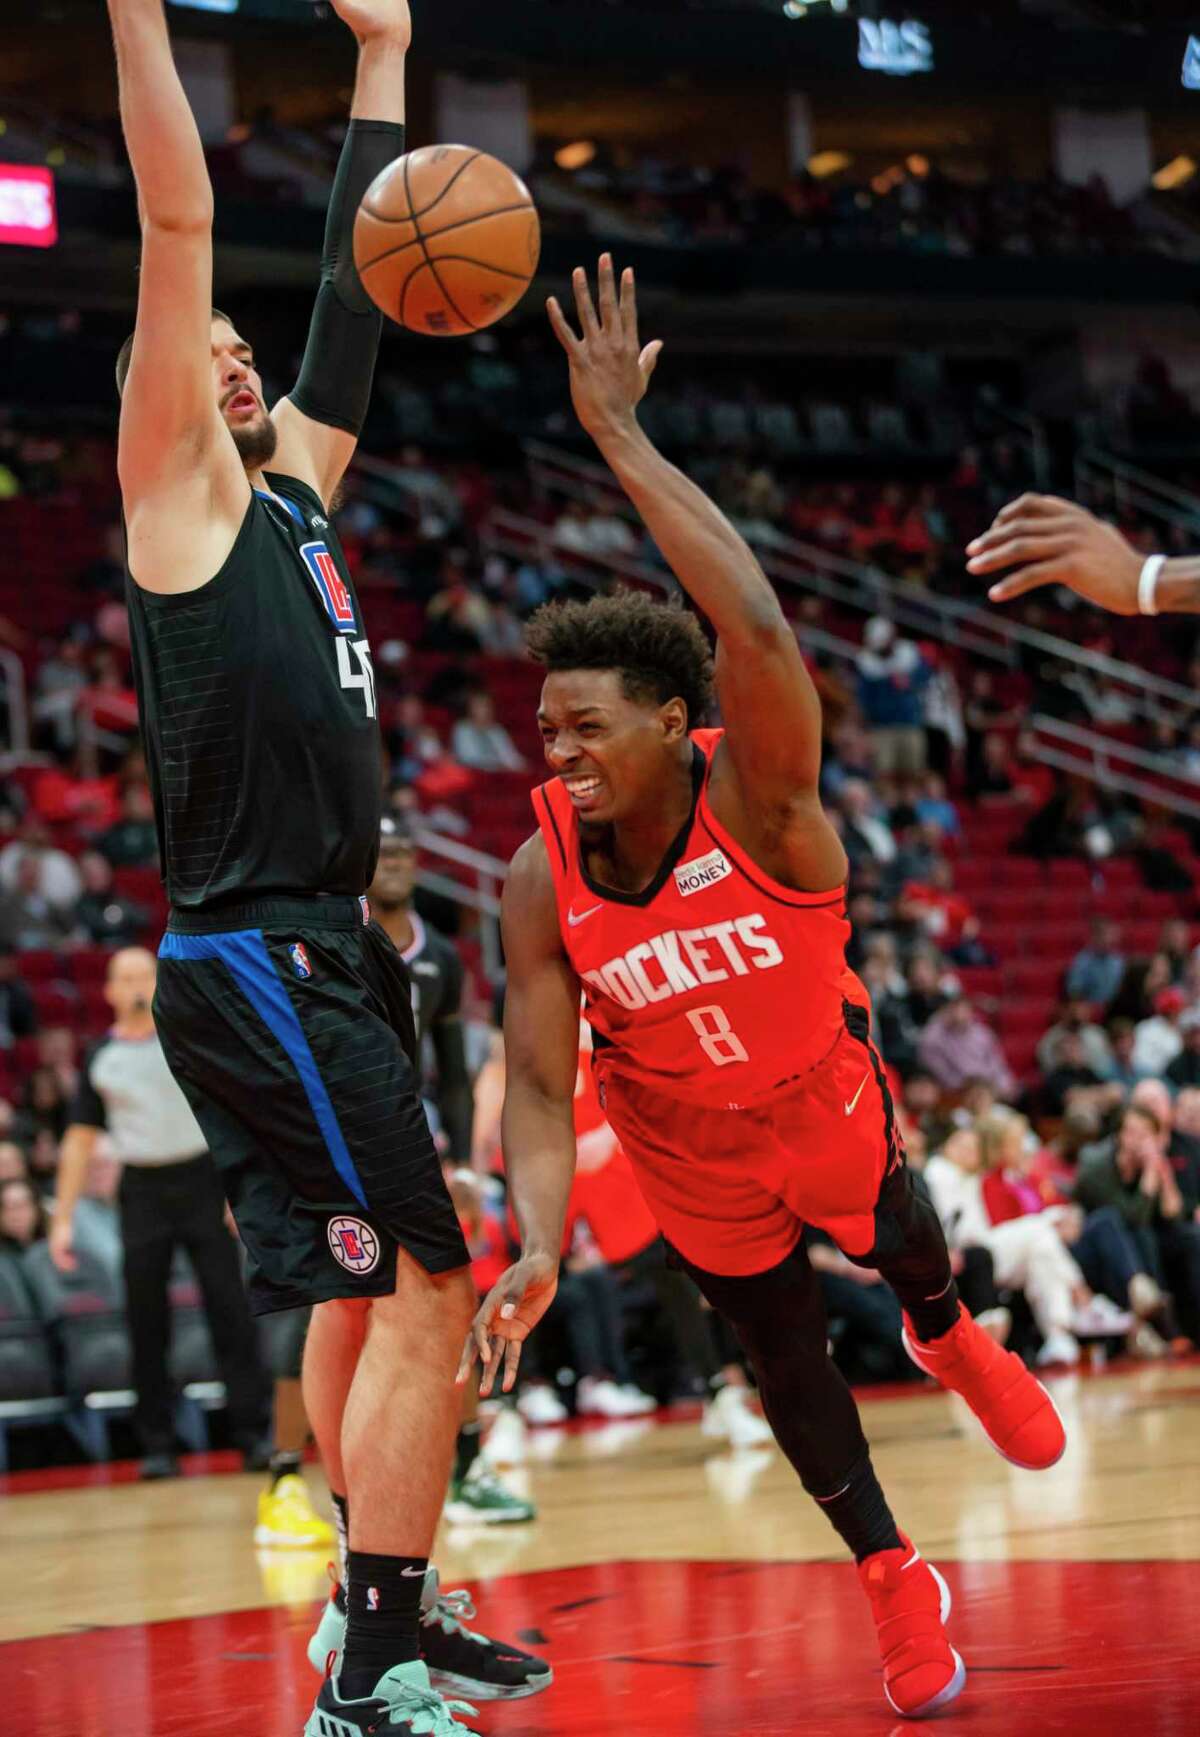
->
xmin=539 ymin=669 xmax=684 ymax=825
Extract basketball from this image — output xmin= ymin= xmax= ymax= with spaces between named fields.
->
xmin=353 ymin=144 xmax=541 ymax=338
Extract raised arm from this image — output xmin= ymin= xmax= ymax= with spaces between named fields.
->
xmin=548 ymin=257 xmax=844 ymax=887
xmin=458 ymin=834 xmax=581 ymax=1396
xmin=109 ymin=1 xmax=227 ymax=506
xmin=270 ymin=0 xmax=410 ymax=507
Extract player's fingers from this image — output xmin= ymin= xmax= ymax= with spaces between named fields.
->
xmin=573 ymin=266 xmax=601 ymax=338
xmin=501 ymin=1336 xmax=524 ymax=1394
xmin=455 ymin=1332 xmax=478 ymax=1388
xmin=546 ymin=296 xmax=580 ymax=354
xmin=597 ymin=252 xmax=619 ymax=333
xmin=640 ymin=339 xmax=664 ymax=383
xmin=966 ymin=515 xmax=1079 ymax=559
xmin=965 ymin=530 xmax=1075 ymax=575
xmin=989 ymin=493 xmax=1068 ymax=527
xmin=477 ymin=1335 xmax=504 ymax=1399
xmin=619 ymin=266 xmax=639 ymax=345
xmin=986 ymin=558 xmax=1068 ymax=603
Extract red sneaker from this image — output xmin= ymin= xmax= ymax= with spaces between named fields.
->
xmin=858 ymin=1533 xmax=965 ymax=1719
xmin=902 ymin=1302 xmax=1067 ymax=1470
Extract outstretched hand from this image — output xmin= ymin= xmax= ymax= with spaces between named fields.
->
xmin=547 ymin=254 xmax=664 ymax=442
xmin=328 ymin=0 xmax=411 ymax=47
xmin=967 ymin=494 xmax=1144 ymax=614
xmin=457 ymin=1251 xmax=559 ymax=1397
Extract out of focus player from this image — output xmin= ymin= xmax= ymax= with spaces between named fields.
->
xmin=462 ymin=258 xmax=1067 ymax=1721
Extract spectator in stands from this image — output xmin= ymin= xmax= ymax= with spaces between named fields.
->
xmin=75 ymin=851 xmax=149 ymax=948
xmin=1039 ymin=1031 xmax=1106 ymax=1118
xmin=390 ymin=695 xmax=446 ymax=783
xmin=0 ymin=823 xmax=82 ymax=908
xmin=1102 ymin=1017 xmax=1143 ymax=1091
xmin=32 ymin=635 xmax=90 ymax=756
xmin=1165 ymin=1008 xmax=1200 ymax=1092
xmin=97 ymin=782 xmax=158 ymax=869
xmin=581 ymin=489 xmax=638 ymax=560
xmin=838 ymin=778 xmax=897 ymax=873
xmin=856 ymin=617 xmax=930 ymax=784
xmin=0 ymin=1142 xmax=29 ymax=1184
xmin=21 ymin=1065 xmax=71 ymax=1145
xmin=1075 ymin=1103 xmax=1200 ymax=1340
xmin=0 ymin=852 xmax=83 ymax=951
xmin=451 ymin=690 xmax=528 ymax=774
xmin=0 ymin=947 xmax=36 ymax=1051
xmin=1066 ymin=919 xmax=1126 ymax=1010
xmin=423 ymin=551 xmax=491 ymax=655
xmin=914 ymin=773 xmax=960 ymax=838
xmin=1132 ymin=987 xmax=1186 ymax=1077
xmin=552 ymin=498 xmax=593 ymax=556
xmin=923 ymin=1126 xmax=1097 ymax=1367
xmin=918 ymin=995 xmax=1015 ymax=1100
xmin=1109 ymin=951 xmax=1174 ymax=1024
xmin=1157 ymin=918 xmax=1192 ymax=985
xmin=898 ymin=858 xmax=992 ymax=966
xmin=807 ymin=1231 xmax=912 ymax=1383
xmin=974 ymin=731 xmax=1019 ymax=802
xmin=1038 ymin=998 xmax=1114 ymax=1079
xmin=0 ymin=1177 xmax=47 ymax=1254
xmin=905 ymin=950 xmax=953 ymax=1029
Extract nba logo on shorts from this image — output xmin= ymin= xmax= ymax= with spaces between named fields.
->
xmin=367 ymin=1587 xmax=380 ymax=1613
xmin=328 ymin=1215 xmax=381 ymax=1275
xmin=289 ymin=942 xmax=312 ymax=980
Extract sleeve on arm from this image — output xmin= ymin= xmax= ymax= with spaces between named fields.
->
xmin=69 ymin=1047 xmax=109 ymax=1131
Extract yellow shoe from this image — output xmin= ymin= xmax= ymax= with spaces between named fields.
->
xmin=254 ymin=1474 xmax=336 ymax=1550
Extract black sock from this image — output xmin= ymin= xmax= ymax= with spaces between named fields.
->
xmin=330 ymin=1491 xmax=350 ymax=1586
xmin=903 ymin=1276 xmax=961 ymax=1344
xmin=339 ymin=1550 xmax=428 ymax=1697
xmin=268 ymin=1450 xmax=303 ymax=1490
xmin=812 ymin=1451 xmax=902 ymax=1563
xmin=453 ymin=1421 xmax=483 ymax=1485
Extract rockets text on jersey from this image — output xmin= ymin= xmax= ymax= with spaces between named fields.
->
xmin=533 ymin=729 xmax=854 ymax=1110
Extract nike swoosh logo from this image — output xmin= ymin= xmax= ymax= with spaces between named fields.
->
xmin=400 ymin=1566 xmax=426 ymax=1578
xmin=844 ymin=1074 xmax=870 ymax=1117
xmin=568 ymin=904 xmax=603 ymax=926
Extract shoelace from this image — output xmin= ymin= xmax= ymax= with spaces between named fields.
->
xmin=423 ymin=1589 xmax=492 ymax=1650
xmin=368 ymin=1684 xmax=478 ymax=1736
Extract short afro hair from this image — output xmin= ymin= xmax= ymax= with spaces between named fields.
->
xmin=525 ymin=589 xmax=714 ymax=727
xmin=115 ymin=306 xmax=235 ymax=398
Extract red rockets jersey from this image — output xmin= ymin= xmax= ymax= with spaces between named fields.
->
xmin=532 ymin=729 xmax=857 ymax=1111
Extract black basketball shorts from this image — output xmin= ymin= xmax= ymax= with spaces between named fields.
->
xmin=155 ymin=894 xmax=468 ymax=1316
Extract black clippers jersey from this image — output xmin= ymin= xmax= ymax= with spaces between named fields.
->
xmin=125 ymin=474 xmax=382 ymax=910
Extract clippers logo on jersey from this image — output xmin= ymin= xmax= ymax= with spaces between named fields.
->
xmin=674 ymin=848 xmax=731 ymax=898
xmin=288 ymin=942 xmax=313 ymax=980
xmin=328 ymin=1215 xmax=381 ymax=1275
xmin=582 ymin=913 xmax=784 ymax=1012
xmin=300 ymin=541 xmax=357 ymax=634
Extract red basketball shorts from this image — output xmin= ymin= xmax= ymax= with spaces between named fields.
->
xmin=597 ymin=1012 xmax=901 ymax=1278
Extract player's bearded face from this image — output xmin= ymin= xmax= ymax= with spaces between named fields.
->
xmin=224 ymin=398 xmax=278 ymax=468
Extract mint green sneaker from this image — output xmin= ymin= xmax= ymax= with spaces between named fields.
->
xmin=304 ymin=1658 xmax=476 ymax=1735
xmin=443 ymin=1462 xmax=536 ymax=1527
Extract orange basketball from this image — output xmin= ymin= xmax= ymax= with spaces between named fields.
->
xmin=353 ymin=144 xmax=541 ymax=337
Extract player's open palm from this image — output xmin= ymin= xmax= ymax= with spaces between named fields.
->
xmin=967 ymin=494 xmax=1144 ymax=613
xmin=547 ymin=254 xmax=664 ymax=441
xmin=328 ymin=0 xmax=411 ymax=47
xmin=458 ymin=1252 xmax=559 ymax=1397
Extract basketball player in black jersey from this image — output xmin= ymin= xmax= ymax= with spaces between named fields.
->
xmin=107 ymin=3 xmax=545 ymax=1731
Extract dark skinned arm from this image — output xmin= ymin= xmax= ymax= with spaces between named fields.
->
xmin=547 ymin=256 xmax=845 ymax=891
xmin=457 ymin=834 xmax=580 ymax=1396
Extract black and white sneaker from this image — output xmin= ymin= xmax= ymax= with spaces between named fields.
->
xmin=304 ymin=1659 xmax=476 ymax=1735
xmin=307 ymin=1567 xmax=552 ymax=1702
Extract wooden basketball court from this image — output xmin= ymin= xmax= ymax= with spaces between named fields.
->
xmin=2 ymin=1361 xmax=1197 ymax=1735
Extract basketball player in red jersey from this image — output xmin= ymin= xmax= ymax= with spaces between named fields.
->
xmin=460 ymin=258 xmax=1067 ymax=1720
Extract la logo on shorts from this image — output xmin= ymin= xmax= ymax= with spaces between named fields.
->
xmin=328 ymin=1215 xmax=381 ymax=1275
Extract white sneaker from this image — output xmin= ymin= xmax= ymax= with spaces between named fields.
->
xmin=975 ymin=1308 xmax=1012 ymax=1346
xmin=1036 ymin=1330 xmax=1081 ymax=1368
xmin=516 ymin=1384 xmax=568 ymax=1427
xmin=615 ymin=1383 xmax=657 ymax=1416
xmin=1127 ymin=1320 xmax=1168 ymax=1360
xmin=480 ymin=1406 xmax=527 ymax=1467
xmin=576 ymin=1377 xmax=656 ymax=1418
xmin=701 ymin=1384 xmax=774 ymax=1449
xmin=1071 ymin=1295 xmax=1133 ymax=1337
xmin=1128 ymin=1273 xmax=1165 ymax=1319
